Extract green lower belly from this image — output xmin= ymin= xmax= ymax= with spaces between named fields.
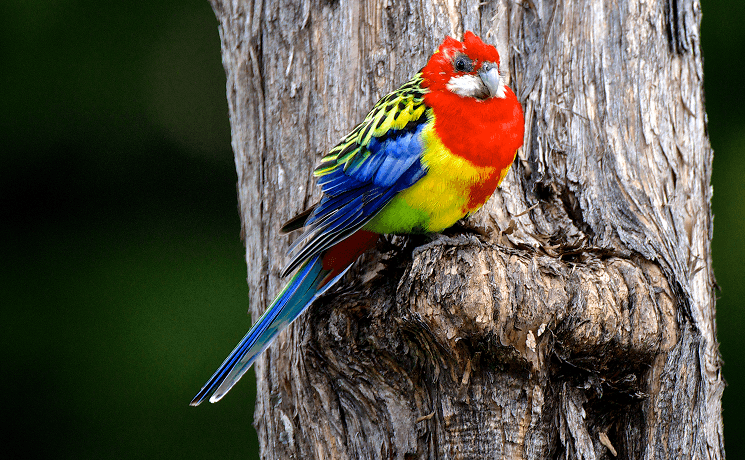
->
xmin=362 ymin=182 xmax=471 ymax=234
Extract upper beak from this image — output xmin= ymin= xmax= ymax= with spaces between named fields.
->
xmin=478 ymin=62 xmax=503 ymax=99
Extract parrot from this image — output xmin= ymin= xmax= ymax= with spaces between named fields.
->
xmin=190 ymin=31 xmax=524 ymax=405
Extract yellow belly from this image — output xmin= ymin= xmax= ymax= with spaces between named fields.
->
xmin=363 ymin=123 xmax=502 ymax=234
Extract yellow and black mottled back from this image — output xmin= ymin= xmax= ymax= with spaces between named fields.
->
xmin=314 ymin=73 xmax=430 ymax=178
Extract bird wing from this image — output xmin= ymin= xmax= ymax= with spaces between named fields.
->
xmin=281 ymin=74 xmax=430 ymax=277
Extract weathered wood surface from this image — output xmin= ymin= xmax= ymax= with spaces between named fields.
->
xmin=210 ymin=0 xmax=723 ymax=458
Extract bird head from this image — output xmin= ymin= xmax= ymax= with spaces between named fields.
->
xmin=422 ymin=31 xmax=506 ymax=100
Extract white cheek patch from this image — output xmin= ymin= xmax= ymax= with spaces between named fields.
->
xmin=446 ymin=74 xmax=484 ymax=98
xmin=494 ymin=76 xmax=506 ymax=99
xmin=446 ymin=72 xmax=507 ymax=99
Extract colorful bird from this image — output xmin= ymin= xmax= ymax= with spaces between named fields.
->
xmin=191 ymin=31 xmax=525 ymax=405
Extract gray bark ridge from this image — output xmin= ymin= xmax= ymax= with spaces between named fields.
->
xmin=210 ymin=0 xmax=723 ymax=458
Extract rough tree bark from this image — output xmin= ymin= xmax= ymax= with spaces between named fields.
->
xmin=210 ymin=0 xmax=723 ymax=458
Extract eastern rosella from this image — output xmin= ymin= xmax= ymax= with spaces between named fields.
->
xmin=191 ymin=31 xmax=524 ymax=405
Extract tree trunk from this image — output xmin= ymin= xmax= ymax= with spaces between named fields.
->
xmin=210 ymin=0 xmax=723 ymax=458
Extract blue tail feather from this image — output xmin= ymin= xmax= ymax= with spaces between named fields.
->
xmin=190 ymin=254 xmax=350 ymax=405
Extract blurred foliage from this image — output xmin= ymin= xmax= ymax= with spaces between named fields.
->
xmin=702 ymin=0 xmax=745 ymax=457
xmin=1 ymin=0 xmax=743 ymax=458
xmin=1 ymin=0 xmax=258 ymax=458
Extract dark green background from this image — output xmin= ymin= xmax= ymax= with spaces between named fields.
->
xmin=3 ymin=1 xmax=742 ymax=458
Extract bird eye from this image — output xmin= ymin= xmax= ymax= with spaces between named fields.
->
xmin=453 ymin=55 xmax=473 ymax=73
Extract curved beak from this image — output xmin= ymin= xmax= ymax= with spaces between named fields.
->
xmin=478 ymin=62 xmax=505 ymax=99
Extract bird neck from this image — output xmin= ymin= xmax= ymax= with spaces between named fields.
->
xmin=424 ymin=88 xmax=524 ymax=170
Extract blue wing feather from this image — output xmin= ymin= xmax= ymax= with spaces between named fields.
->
xmin=281 ymin=123 xmax=427 ymax=277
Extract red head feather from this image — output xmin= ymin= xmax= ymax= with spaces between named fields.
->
xmin=420 ymin=31 xmax=524 ymax=175
xmin=422 ymin=31 xmax=502 ymax=94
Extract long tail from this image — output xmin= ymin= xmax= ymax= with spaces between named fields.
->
xmin=190 ymin=230 xmax=379 ymax=406
xmin=190 ymin=254 xmax=340 ymax=405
